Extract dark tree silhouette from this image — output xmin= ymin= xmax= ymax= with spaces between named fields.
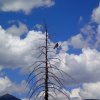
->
xmin=26 ymin=25 xmax=75 ymax=100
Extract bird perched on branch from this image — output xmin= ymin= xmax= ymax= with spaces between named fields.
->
xmin=53 ymin=43 xmax=59 ymax=49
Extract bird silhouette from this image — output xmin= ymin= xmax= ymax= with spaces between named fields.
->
xmin=53 ymin=43 xmax=59 ymax=49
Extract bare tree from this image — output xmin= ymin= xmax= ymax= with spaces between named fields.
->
xmin=26 ymin=25 xmax=75 ymax=100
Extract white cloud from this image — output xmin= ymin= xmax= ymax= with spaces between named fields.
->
xmin=0 ymin=1 xmax=100 ymax=100
xmin=0 ymin=0 xmax=55 ymax=13
xmin=6 ymin=22 xmax=28 ymax=36
xmin=55 ymin=48 xmax=100 ymax=85
xmin=69 ymin=23 xmax=100 ymax=49
xmin=92 ymin=3 xmax=100 ymax=24
xmin=0 ymin=18 xmax=100 ymax=99
xmin=70 ymin=88 xmax=82 ymax=100
xmin=30 ymin=88 xmax=70 ymax=100
xmin=0 ymin=25 xmax=45 ymax=69
xmin=97 ymin=24 xmax=100 ymax=34
xmin=0 ymin=76 xmax=11 ymax=95
xmin=70 ymin=88 xmax=80 ymax=98
xmin=81 ymin=24 xmax=96 ymax=35
xmin=95 ymin=24 xmax=100 ymax=48
xmin=23 ymin=88 xmax=83 ymax=100
xmin=69 ymin=82 xmax=100 ymax=99
xmin=80 ymin=82 xmax=100 ymax=99
xmin=0 ymin=22 xmax=100 ymax=90
xmin=0 ymin=76 xmax=27 ymax=96
xmin=48 ymin=90 xmax=70 ymax=100
xmin=69 ymin=3 xmax=100 ymax=50
xmin=69 ymin=34 xmax=87 ymax=49
xmin=60 ymin=41 xmax=69 ymax=52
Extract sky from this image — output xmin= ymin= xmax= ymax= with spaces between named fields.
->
xmin=0 ymin=0 xmax=100 ymax=100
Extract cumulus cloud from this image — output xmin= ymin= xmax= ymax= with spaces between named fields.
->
xmin=0 ymin=25 xmax=46 ymax=69
xmin=70 ymin=88 xmax=80 ymax=98
xmin=0 ymin=0 xmax=55 ymax=13
xmin=80 ymin=82 xmax=100 ymax=99
xmin=92 ymin=3 xmax=100 ymax=24
xmin=43 ymin=81 xmax=100 ymax=100
xmin=27 ymin=88 xmax=70 ymax=100
xmin=20 ymin=2 xmax=100 ymax=100
xmin=69 ymin=23 xmax=100 ymax=49
xmin=70 ymin=88 xmax=82 ymax=100
xmin=69 ymin=23 xmax=98 ymax=49
xmin=68 ymin=82 xmax=100 ymax=99
xmin=69 ymin=34 xmax=87 ymax=49
xmin=6 ymin=22 xmax=28 ymax=36
xmin=1 ymin=2 xmax=100 ymax=98
xmin=54 ymin=48 xmax=100 ymax=86
xmin=22 ymin=88 xmax=83 ymax=100
xmin=1 ymin=22 xmax=100 ymax=86
xmin=69 ymin=3 xmax=100 ymax=50
xmin=0 ymin=76 xmax=27 ymax=96
xmin=0 ymin=1 xmax=100 ymax=100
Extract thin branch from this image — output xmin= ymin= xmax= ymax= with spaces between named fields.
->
xmin=26 ymin=72 xmax=45 ymax=88
xmin=48 ymin=71 xmax=64 ymax=87
xmin=29 ymin=85 xmax=45 ymax=100
xmin=48 ymin=93 xmax=55 ymax=100
xmin=26 ymin=63 xmax=45 ymax=82
xmin=50 ymin=63 xmax=76 ymax=81
xmin=48 ymin=86 xmax=70 ymax=100
xmin=28 ymin=78 xmax=45 ymax=97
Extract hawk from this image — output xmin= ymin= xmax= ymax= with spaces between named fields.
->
xmin=53 ymin=43 xmax=59 ymax=49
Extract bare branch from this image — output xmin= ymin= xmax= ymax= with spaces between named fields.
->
xmin=48 ymin=86 xmax=70 ymax=100
xmin=29 ymin=85 xmax=45 ymax=100
xmin=26 ymin=72 xmax=45 ymax=88
xmin=26 ymin=63 xmax=45 ymax=82
xmin=26 ymin=25 xmax=72 ymax=100
xmin=49 ymin=63 xmax=76 ymax=81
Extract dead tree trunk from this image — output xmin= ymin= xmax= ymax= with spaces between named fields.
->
xmin=26 ymin=25 xmax=75 ymax=100
xmin=45 ymin=28 xmax=49 ymax=100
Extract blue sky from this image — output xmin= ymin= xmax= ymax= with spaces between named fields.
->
xmin=0 ymin=0 xmax=100 ymax=100
xmin=0 ymin=0 xmax=99 ymax=40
